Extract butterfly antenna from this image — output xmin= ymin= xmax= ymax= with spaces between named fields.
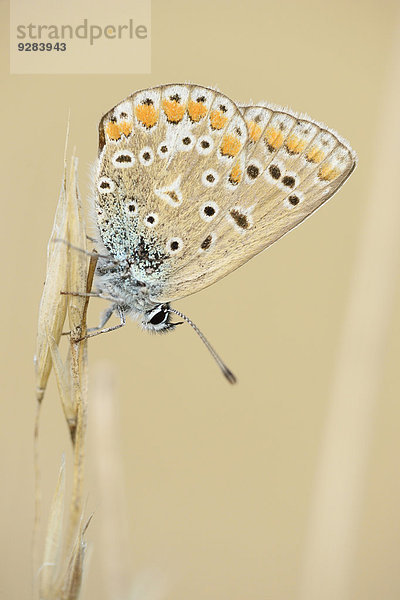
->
xmin=168 ymin=307 xmax=237 ymax=384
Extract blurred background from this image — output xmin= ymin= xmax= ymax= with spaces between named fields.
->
xmin=2 ymin=0 xmax=400 ymax=598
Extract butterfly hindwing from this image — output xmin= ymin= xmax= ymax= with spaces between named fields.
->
xmin=151 ymin=102 xmax=356 ymax=301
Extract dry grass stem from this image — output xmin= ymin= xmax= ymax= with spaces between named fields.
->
xmin=39 ymin=457 xmax=66 ymax=598
xmin=66 ymin=154 xmax=88 ymax=340
xmin=33 ymin=127 xmax=70 ymax=586
xmin=35 ymin=138 xmax=97 ymax=599
xmin=47 ymin=332 xmax=74 ymax=427
xmin=59 ymin=515 xmax=92 ymax=600
xmin=34 ymin=147 xmax=69 ymax=405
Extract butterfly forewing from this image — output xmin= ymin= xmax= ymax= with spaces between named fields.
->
xmin=96 ymin=84 xmax=248 ymax=283
xmin=95 ymin=84 xmax=356 ymax=303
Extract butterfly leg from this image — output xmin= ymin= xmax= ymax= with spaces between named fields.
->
xmin=87 ymin=305 xmax=115 ymax=333
xmin=60 ymin=291 xmax=102 ymax=336
xmin=61 ymin=290 xmax=119 ymax=303
xmin=61 ymin=292 xmax=124 ymax=338
xmin=61 ymin=291 xmax=101 ymax=299
xmin=78 ymin=304 xmax=126 ymax=342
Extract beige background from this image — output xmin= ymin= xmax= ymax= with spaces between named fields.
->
xmin=2 ymin=0 xmax=400 ymax=599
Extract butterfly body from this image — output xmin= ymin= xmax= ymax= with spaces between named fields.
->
xmin=94 ymin=251 xmax=174 ymax=331
xmin=93 ymin=83 xmax=356 ymax=342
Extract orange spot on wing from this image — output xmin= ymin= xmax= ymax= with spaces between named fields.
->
xmin=105 ymin=121 xmax=122 ymax=141
xmin=229 ymin=162 xmax=242 ymax=184
xmin=105 ymin=120 xmax=133 ymax=141
xmin=306 ymin=146 xmax=325 ymax=164
xmin=318 ymin=163 xmax=340 ymax=181
xmin=265 ymin=127 xmax=284 ymax=150
xmin=248 ymin=120 xmax=262 ymax=142
xmin=162 ymin=99 xmax=185 ymax=123
xmin=210 ymin=109 xmax=228 ymax=130
xmin=119 ymin=121 xmax=133 ymax=137
xmin=286 ymin=135 xmax=307 ymax=154
xmin=135 ymin=104 xmax=159 ymax=128
xmin=220 ymin=134 xmax=241 ymax=157
xmin=187 ymin=100 xmax=207 ymax=122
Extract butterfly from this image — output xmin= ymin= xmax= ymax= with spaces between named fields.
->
xmin=92 ymin=83 xmax=356 ymax=382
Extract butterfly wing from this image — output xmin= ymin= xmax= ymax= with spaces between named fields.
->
xmin=96 ymin=83 xmax=248 ymax=297
xmin=95 ymin=85 xmax=356 ymax=303
xmin=155 ymin=104 xmax=356 ymax=301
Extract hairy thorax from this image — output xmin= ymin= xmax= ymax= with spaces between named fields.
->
xmin=94 ymin=255 xmax=161 ymax=316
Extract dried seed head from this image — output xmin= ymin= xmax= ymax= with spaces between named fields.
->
xmin=67 ymin=156 xmax=88 ymax=338
xmin=35 ymin=166 xmax=69 ymax=403
xmin=47 ymin=331 xmax=75 ymax=428
xmin=59 ymin=520 xmax=88 ymax=600
xmin=39 ymin=456 xmax=66 ymax=597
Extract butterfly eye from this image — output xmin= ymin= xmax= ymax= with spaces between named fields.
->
xmin=149 ymin=309 xmax=168 ymax=325
xmin=144 ymin=304 xmax=172 ymax=331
